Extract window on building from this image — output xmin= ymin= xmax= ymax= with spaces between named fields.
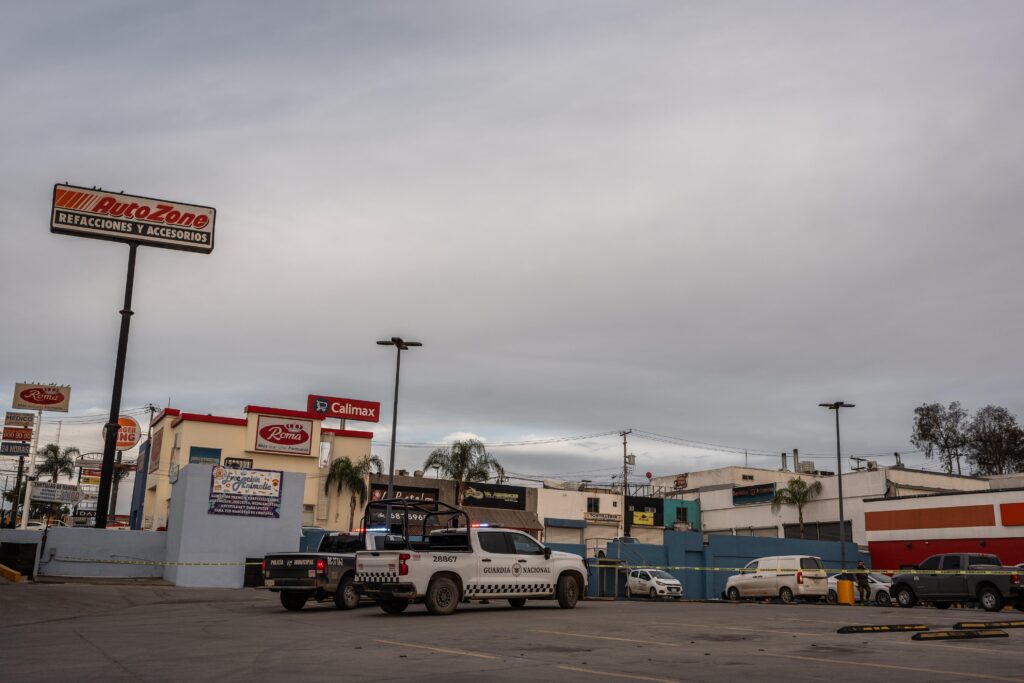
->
xmin=741 ymin=474 xmax=754 ymax=481
xmin=587 ymin=497 xmax=600 ymax=513
xmin=675 ymin=507 xmax=688 ymax=523
xmin=302 ymin=504 xmax=315 ymax=526
xmin=189 ymin=447 xmax=221 ymax=465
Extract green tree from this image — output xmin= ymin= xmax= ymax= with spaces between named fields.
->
xmin=967 ymin=405 xmax=1024 ymax=475
xmin=324 ymin=455 xmax=383 ymax=530
xmin=771 ymin=477 xmax=824 ymax=539
xmin=422 ymin=439 xmax=504 ymax=505
xmin=910 ymin=402 xmax=970 ymax=475
xmin=35 ymin=444 xmax=79 ymax=482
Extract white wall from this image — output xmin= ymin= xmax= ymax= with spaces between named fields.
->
xmin=37 ymin=528 xmax=166 ymax=578
xmin=163 ymin=465 xmax=303 ymax=588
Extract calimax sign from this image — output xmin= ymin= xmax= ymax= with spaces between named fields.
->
xmin=51 ymin=184 xmax=216 ymax=254
xmin=307 ymin=394 xmax=380 ymax=423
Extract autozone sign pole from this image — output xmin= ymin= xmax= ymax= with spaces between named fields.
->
xmin=51 ymin=184 xmax=215 ymax=527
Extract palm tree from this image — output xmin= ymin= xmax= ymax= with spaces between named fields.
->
xmin=422 ymin=439 xmax=504 ymax=505
xmin=770 ymin=477 xmax=823 ymax=539
xmin=324 ymin=455 xmax=383 ymax=530
xmin=35 ymin=444 xmax=79 ymax=482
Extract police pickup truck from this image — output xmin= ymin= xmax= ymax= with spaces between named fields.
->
xmin=352 ymin=499 xmax=588 ymax=616
xmin=891 ymin=553 xmax=1023 ymax=612
xmin=263 ymin=529 xmax=394 ymax=611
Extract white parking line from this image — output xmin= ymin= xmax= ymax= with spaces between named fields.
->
xmin=758 ymin=652 xmax=1024 ymax=682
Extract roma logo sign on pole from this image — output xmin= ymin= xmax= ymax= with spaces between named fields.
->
xmin=50 ymin=183 xmax=216 ymax=528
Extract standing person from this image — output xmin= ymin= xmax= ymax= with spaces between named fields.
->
xmin=855 ymin=560 xmax=871 ymax=604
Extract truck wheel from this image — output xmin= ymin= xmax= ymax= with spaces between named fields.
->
xmin=876 ymin=590 xmax=891 ymax=607
xmin=333 ymin=574 xmax=359 ymax=610
xmin=978 ymin=585 xmax=1005 ymax=612
xmin=425 ymin=576 xmax=460 ymax=616
xmin=827 ymin=589 xmax=837 ymax=604
xmin=727 ymin=587 xmax=740 ymax=602
xmin=556 ymin=574 xmax=580 ymax=609
xmin=895 ymin=586 xmax=917 ymax=608
xmin=508 ymin=598 xmax=527 ymax=608
xmin=779 ymin=587 xmax=794 ymax=604
xmin=932 ymin=601 xmax=951 ymax=609
xmin=280 ymin=592 xmax=308 ymax=611
xmin=379 ymin=600 xmax=409 ymax=614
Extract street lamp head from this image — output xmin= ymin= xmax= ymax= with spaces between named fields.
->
xmin=377 ymin=337 xmax=422 ymax=351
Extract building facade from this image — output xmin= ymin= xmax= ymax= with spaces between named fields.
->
xmin=656 ymin=465 xmax=988 ymax=546
xmin=864 ymin=486 xmax=1024 ymax=569
xmin=136 ymin=405 xmax=374 ymax=531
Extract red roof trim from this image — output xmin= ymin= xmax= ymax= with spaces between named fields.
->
xmin=172 ymin=413 xmax=247 ymax=428
xmin=321 ymin=428 xmax=374 ymax=440
xmin=244 ymin=405 xmax=321 ymax=420
xmin=151 ymin=408 xmax=181 ymax=427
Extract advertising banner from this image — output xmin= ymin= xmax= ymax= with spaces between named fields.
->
xmin=208 ymin=466 xmax=282 ymax=518
xmin=224 ymin=457 xmax=253 ymax=468
xmin=51 ymin=184 xmax=216 ymax=254
xmin=31 ymin=482 xmax=81 ymax=505
xmin=462 ymin=482 xmax=527 ymax=510
xmin=2 ymin=426 xmax=32 ymax=442
xmin=4 ymin=411 xmax=35 ymax=427
xmin=80 ymin=468 xmax=102 ymax=486
xmin=253 ymin=415 xmax=314 ymax=455
xmin=1 ymin=441 xmax=31 ymax=456
xmin=115 ymin=416 xmax=141 ymax=451
xmin=369 ymin=483 xmax=440 ymax=526
xmin=626 ymin=496 xmax=665 ymax=527
xmin=732 ymin=483 xmax=776 ymax=506
xmin=12 ymin=383 xmax=71 ymax=412
xmin=307 ymin=394 xmax=381 ymax=423
xmin=148 ymin=429 xmax=164 ymax=474
xmin=632 ymin=511 xmax=655 ymax=526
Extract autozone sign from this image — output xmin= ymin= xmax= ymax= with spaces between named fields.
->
xmin=51 ymin=184 xmax=215 ymax=254
xmin=307 ymin=394 xmax=380 ymax=423
xmin=12 ymin=383 xmax=71 ymax=412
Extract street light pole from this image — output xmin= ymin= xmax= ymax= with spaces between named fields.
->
xmin=377 ymin=337 xmax=421 ymax=498
xmin=819 ymin=401 xmax=854 ymax=570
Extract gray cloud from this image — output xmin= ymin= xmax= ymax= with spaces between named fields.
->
xmin=3 ymin=1 xmax=1023 ymax=489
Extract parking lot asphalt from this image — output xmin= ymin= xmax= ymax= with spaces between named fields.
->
xmin=2 ymin=583 xmax=1022 ymax=683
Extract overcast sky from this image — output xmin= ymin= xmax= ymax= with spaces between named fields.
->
xmin=3 ymin=1 xmax=1023 ymax=505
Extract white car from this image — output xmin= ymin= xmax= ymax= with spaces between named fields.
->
xmin=826 ymin=572 xmax=892 ymax=606
xmin=626 ymin=569 xmax=683 ymax=600
xmin=724 ymin=555 xmax=828 ymax=603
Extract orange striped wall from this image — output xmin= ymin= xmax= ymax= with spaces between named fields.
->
xmin=1001 ymin=502 xmax=1024 ymax=526
xmin=865 ymin=504 xmax=995 ymax=531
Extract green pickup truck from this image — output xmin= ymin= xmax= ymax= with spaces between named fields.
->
xmin=891 ymin=553 xmax=1023 ymax=612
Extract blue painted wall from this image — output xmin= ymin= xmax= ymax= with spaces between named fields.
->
xmin=549 ymin=532 xmax=869 ymax=599
xmin=662 ymin=499 xmax=700 ymax=531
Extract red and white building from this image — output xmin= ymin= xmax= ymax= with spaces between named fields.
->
xmin=864 ymin=487 xmax=1024 ymax=570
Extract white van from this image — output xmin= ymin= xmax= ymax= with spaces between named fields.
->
xmin=724 ymin=555 xmax=828 ymax=603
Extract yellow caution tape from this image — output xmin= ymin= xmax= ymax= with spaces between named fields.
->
xmin=591 ymin=563 xmax=1022 ymax=575
xmin=59 ymin=557 xmax=260 ymax=567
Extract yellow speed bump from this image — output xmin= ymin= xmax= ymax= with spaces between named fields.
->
xmin=837 ymin=624 xmax=929 ymax=634
xmin=912 ymin=630 xmax=1008 ymax=641
xmin=0 ymin=563 xmax=22 ymax=583
xmin=954 ymin=621 xmax=1024 ymax=630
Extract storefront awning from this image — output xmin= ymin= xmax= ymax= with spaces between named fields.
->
xmin=463 ymin=506 xmax=543 ymax=531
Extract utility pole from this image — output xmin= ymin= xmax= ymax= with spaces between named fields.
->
xmin=18 ymin=409 xmax=43 ymax=528
xmin=620 ymin=429 xmax=632 ymax=538
xmin=9 ymin=456 xmax=24 ymax=528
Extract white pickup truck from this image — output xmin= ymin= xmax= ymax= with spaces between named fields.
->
xmin=352 ymin=499 xmax=588 ymax=616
